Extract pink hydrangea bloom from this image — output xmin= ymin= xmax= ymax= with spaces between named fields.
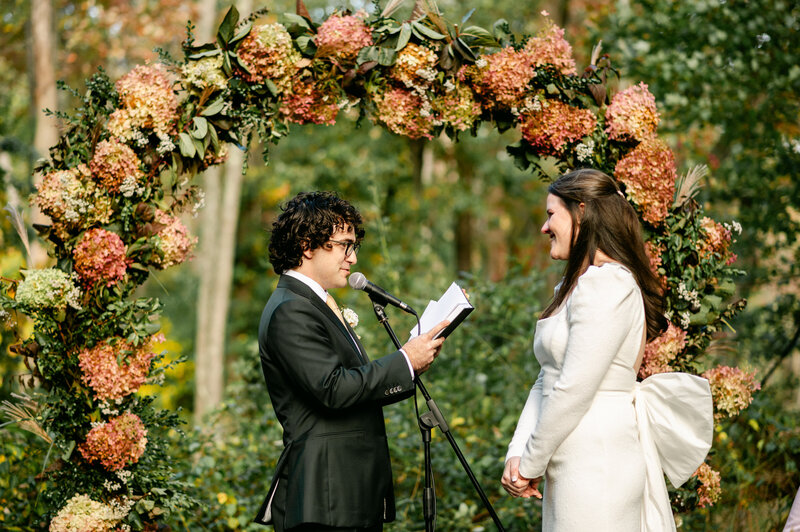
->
xmin=702 ymin=365 xmax=761 ymax=421
xmin=371 ymin=87 xmax=434 ymax=140
xmin=638 ymin=322 xmax=687 ymax=379
xmin=78 ymin=335 xmax=162 ymax=402
xmin=459 ymin=46 xmax=536 ymax=111
xmin=79 ymin=413 xmax=148 ymax=471
xmin=523 ymin=19 xmax=577 ymax=75
xmin=698 ymin=216 xmax=735 ymax=264
xmin=152 ymin=209 xmax=196 ymax=268
xmin=315 ymin=13 xmax=373 ymax=64
xmin=694 ymin=462 xmax=722 ymax=508
xmin=107 ymin=64 xmax=178 ymax=141
xmin=89 ymin=139 xmax=144 ymax=195
xmin=606 ymin=82 xmax=660 ymax=142
xmin=280 ymin=77 xmax=340 ymax=125
xmin=520 ymin=99 xmax=597 ymax=155
xmin=73 ymin=228 xmax=129 ymax=288
xmin=614 ymin=138 xmax=677 ymax=225
xmin=237 ymin=23 xmax=300 ymax=91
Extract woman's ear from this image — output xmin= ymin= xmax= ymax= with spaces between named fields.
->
xmin=578 ymin=202 xmax=586 ymax=223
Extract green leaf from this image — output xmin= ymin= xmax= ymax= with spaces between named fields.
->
xmin=209 ymin=123 xmax=220 ymax=153
xmin=178 ymin=133 xmax=196 ymax=158
xmin=357 ymin=46 xmax=381 ymax=65
xmin=296 ymin=35 xmax=316 ymax=55
xmin=411 ymin=21 xmax=447 ymax=40
xmin=452 ymin=37 xmax=477 ymax=62
xmin=265 ymin=79 xmax=279 ymax=97
xmin=283 ymin=13 xmax=312 ymax=31
xmin=201 ymin=98 xmax=225 ymax=117
xmin=62 ymin=440 xmax=75 ymax=461
xmin=217 ymin=6 xmax=239 ymax=46
xmin=377 ymin=47 xmax=398 ymax=66
xmin=192 ymin=137 xmax=205 ymax=158
xmin=461 ymin=8 xmax=476 ymax=24
xmin=492 ymin=18 xmax=511 ymax=42
xmin=461 ymin=26 xmax=499 ymax=48
xmin=188 ymin=49 xmax=221 ymax=60
xmin=229 ymin=21 xmax=253 ymax=47
xmin=396 ymin=23 xmax=412 ymax=51
xmin=191 ymin=116 xmax=208 ymax=139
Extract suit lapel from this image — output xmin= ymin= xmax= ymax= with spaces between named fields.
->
xmin=279 ymin=276 xmax=367 ymax=364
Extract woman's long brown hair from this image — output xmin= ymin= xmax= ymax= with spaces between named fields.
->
xmin=541 ymin=168 xmax=667 ymax=341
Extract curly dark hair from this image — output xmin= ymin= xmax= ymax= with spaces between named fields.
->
xmin=268 ymin=191 xmax=365 ymax=275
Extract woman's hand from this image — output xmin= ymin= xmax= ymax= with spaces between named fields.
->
xmin=501 ymin=457 xmax=543 ymax=499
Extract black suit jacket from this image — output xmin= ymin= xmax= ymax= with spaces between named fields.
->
xmin=254 ymin=275 xmax=415 ymax=529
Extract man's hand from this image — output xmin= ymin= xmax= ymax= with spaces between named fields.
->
xmin=501 ymin=456 xmax=542 ymax=499
xmin=402 ymin=320 xmax=449 ymax=374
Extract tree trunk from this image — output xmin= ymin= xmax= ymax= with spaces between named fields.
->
xmin=193 ymin=0 xmax=250 ymax=424
xmin=29 ymin=0 xmax=58 ymax=266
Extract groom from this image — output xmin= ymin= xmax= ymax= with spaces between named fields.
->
xmin=254 ymin=191 xmax=448 ymax=531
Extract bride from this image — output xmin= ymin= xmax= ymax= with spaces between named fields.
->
xmin=501 ymin=169 xmax=713 ymax=531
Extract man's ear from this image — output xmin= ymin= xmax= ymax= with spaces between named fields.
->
xmin=300 ymin=240 xmax=313 ymax=260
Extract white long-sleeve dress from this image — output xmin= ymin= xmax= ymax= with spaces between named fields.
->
xmin=506 ymin=263 xmax=713 ymax=532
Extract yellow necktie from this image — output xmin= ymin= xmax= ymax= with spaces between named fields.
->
xmin=326 ymin=294 xmax=346 ymax=326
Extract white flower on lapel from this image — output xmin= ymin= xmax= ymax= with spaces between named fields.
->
xmin=342 ymin=308 xmax=359 ymax=329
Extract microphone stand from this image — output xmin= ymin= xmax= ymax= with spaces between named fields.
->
xmin=370 ymin=299 xmax=506 ymax=532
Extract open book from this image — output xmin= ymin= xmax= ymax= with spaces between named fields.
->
xmin=409 ymin=281 xmax=474 ymax=339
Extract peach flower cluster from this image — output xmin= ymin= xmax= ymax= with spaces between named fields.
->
xmin=49 ymin=494 xmax=131 ymax=532
xmin=79 ymin=413 xmax=147 ymax=471
xmin=107 ymin=64 xmax=178 ymax=142
xmin=432 ymin=82 xmax=483 ymax=132
xmin=314 ymin=12 xmax=373 ymax=64
xmin=702 ymin=365 xmax=761 ymax=421
xmin=78 ymin=335 xmax=162 ymax=402
xmin=391 ymin=43 xmax=438 ymax=89
xmin=89 ymin=139 xmax=144 ymax=196
xmin=614 ymin=138 xmax=677 ymax=225
xmin=638 ymin=322 xmax=687 ymax=379
xmin=605 ymin=82 xmax=660 ymax=142
xmin=34 ymin=165 xmax=113 ymax=238
xmin=520 ymin=99 xmax=597 ymax=155
xmin=644 ymin=241 xmax=669 ymax=290
xmin=694 ymin=462 xmax=722 ymax=508
xmin=371 ymin=87 xmax=434 ymax=140
xmin=459 ymin=46 xmax=536 ymax=111
xmin=524 ymin=18 xmax=577 ymax=75
xmin=280 ymin=77 xmax=340 ymax=125
xmin=73 ymin=228 xmax=129 ymax=288
xmin=152 ymin=209 xmax=197 ymax=268
xmin=155 ymin=209 xmax=197 ymax=270
xmin=698 ymin=216 xmax=735 ymax=265
xmin=237 ymin=23 xmax=300 ymax=91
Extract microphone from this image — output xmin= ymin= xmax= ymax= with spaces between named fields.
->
xmin=349 ymin=273 xmax=417 ymax=315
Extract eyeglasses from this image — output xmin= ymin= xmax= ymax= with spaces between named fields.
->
xmin=327 ymin=239 xmax=361 ymax=258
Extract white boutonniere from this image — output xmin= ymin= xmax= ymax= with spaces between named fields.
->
xmin=342 ymin=308 xmax=359 ymax=329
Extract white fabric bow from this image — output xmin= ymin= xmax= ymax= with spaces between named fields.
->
xmin=634 ymin=372 xmax=714 ymax=532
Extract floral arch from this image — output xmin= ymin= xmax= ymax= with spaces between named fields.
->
xmin=0 ymin=3 xmax=758 ymax=529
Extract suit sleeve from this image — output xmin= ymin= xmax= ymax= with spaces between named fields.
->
xmin=518 ymin=268 xmax=639 ymax=479
xmin=266 ymin=298 xmax=414 ymax=410
xmin=505 ymin=370 xmax=544 ymax=461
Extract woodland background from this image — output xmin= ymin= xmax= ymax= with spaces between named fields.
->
xmin=1 ymin=0 xmax=798 ymax=530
